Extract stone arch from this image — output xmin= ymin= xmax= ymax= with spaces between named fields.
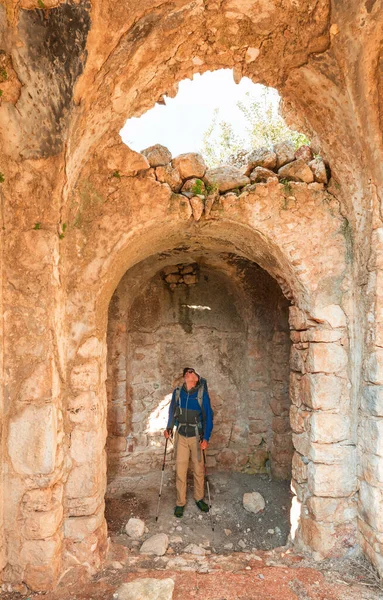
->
xmin=59 ymin=173 xmax=353 ymax=579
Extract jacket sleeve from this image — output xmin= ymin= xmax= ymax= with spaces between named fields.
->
xmin=167 ymin=390 xmax=177 ymax=429
xmin=202 ymin=387 xmax=214 ymax=441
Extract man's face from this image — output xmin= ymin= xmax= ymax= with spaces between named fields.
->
xmin=184 ymin=369 xmax=199 ymax=386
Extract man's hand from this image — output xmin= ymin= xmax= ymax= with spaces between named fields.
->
xmin=200 ymin=439 xmax=208 ymax=450
xmin=164 ymin=428 xmax=172 ymax=439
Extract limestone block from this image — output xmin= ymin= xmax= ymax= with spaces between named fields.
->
xmin=278 ymin=158 xmax=314 ymax=183
xmin=365 ymin=349 xmax=383 ymax=385
xmin=300 ymin=516 xmax=336 ymax=557
xmin=308 ymin=458 xmax=356 ymax=497
xmin=67 ymin=391 xmax=100 ymax=429
xmin=204 ymin=166 xmax=249 ymax=193
xmin=309 ymin=443 xmax=356 ymax=465
xmin=189 ymin=196 xmax=204 ymax=221
xmin=141 ymin=144 xmax=172 ymax=167
xmin=64 ymin=506 xmax=105 ymax=541
xmin=290 ymin=345 xmax=306 ymax=373
xmin=155 ymin=164 xmax=183 ymax=192
xmin=359 ymin=417 xmax=383 ymax=457
xmin=125 ymin=518 xmax=145 ymax=539
xmin=292 ymin=432 xmax=310 ymax=456
xmin=249 ymin=166 xmax=278 ymax=183
xmin=66 ymin=494 xmax=102 ymax=517
xmin=274 ymin=140 xmax=295 ymax=168
xmin=290 ymin=405 xmax=309 ymax=434
xmin=108 ymin=402 xmax=127 ymax=424
xmin=301 ymin=373 xmax=344 ymax=410
xmin=70 ymin=360 xmax=99 ymax=391
xmin=308 ymin=156 xmax=328 ymax=183
xmin=273 ymin=432 xmax=293 ymax=452
xmin=78 ymin=337 xmax=102 ymax=358
xmin=291 ymin=329 xmax=342 ymax=343
xmin=115 ymin=578 xmax=175 ymax=600
xmin=289 ymin=306 xmax=309 ymax=330
xmin=66 ymin=462 xmax=102 ymax=498
xmin=243 ymin=492 xmax=265 ymax=514
xmin=23 ymin=488 xmax=53 ymax=512
xmin=244 ymin=147 xmax=277 ymax=174
xmin=21 ymin=533 xmax=62 ymax=566
xmin=70 ymin=429 xmax=104 ymax=464
xmin=294 ymin=145 xmax=314 ymax=163
xmin=8 ymin=404 xmax=57 ymax=475
xmin=310 ymin=413 xmax=350 ymax=444
xmin=272 ymin=416 xmax=291 ymax=434
xmin=306 ymin=343 xmax=348 ymax=374
xmin=19 ymin=362 xmax=53 ymax=402
xmin=361 ymin=452 xmax=383 ymax=487
xmin=359 ymin=481 xmax=383 ymax=531
xmin=24 ymin=561 xmax=60 ymax=592
xmin=24 ymin=504 xmax=63 ymax=540
xmin=172 ymin=153 xmax=206 ymax=179
xmin=312 ymin=305 xmax=346 ymax=328
xmin=290 ymin=372 xmax=303 ymax=407
xmin=292 ymin=452 xmax=308 ymax=483
xmin=307 ymin=496 xmax=357 ymax=523
xmin=140 ymin=533 xmax=169 ymax=556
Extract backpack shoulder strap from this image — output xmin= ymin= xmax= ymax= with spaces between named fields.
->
xmin=197 ymin=380 xmax=205 ymax=408
xmin=175 ymin=386 xmax=181 ymax=404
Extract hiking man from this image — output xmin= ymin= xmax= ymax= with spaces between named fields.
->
xmin=164 ymin=367 xmax=214 ymax=518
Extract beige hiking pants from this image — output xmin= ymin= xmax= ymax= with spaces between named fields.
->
xmin=175 ymin=434 xmax=205 ymax=507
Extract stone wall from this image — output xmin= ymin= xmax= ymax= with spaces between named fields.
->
xmin=106 ymin=255 xmax=291 ymax=489
xmin=1 ymin=0 xmax=382 ymax=588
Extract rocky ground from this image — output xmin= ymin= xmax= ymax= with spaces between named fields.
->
xmin=3 ymin=472 xmax=383 ymax=599
xmin=106 ymin=472 xmax=292 ymax=554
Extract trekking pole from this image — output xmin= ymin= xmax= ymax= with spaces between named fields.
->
xmin=203 ymin=449 xmax=214 ymax=532
xmin=155 ymin=436 xmax=168 ymax=522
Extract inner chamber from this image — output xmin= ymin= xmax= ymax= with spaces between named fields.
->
xmin=106 ymin=248 xmax=292 ymax=493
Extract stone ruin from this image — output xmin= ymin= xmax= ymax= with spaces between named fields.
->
xmin=0 ymin=0 xmax=382 ymax=593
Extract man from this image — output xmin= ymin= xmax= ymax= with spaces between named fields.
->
xmin=164 ymin=367 xmax=214 ymax=518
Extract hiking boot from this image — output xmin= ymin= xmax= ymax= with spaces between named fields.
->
xmin=174 ymin=505 xmax=184 ymax=518
xmin=195 ymin=499 xmax=209 ymax=512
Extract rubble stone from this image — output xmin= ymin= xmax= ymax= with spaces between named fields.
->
xmin=125 ymin=518 xmax=145 ymax=539
xmin=274 ymin=141 xmax=295 ymax=168
xmin=204 ymin=166 xmax=250 ymax=193
xmin=155 ymin=164 xmax=183 ymax=192
xmin=115 ymin=578 xmax=175 ymax=600
xmin=250 ymin=167 xmax=278 ymax=183
xmin=141 ymin=144 xmax=172 ymax=167
xmin=140 ymin=533 xmax=169 ymax=556
xmin=243 ymin=492 xmax=265 ymax=514
xmin=309 ymin=157 xmax=328 ymax=183
xmin=244 ymin=147 xmax=277 ymax=174
xmin=172 ymin=153 xmax=206 ymax=179
xmin=278 ymin=159 xmax=314 ymax=183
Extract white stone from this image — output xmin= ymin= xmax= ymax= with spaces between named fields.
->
xmin=313 ymin=305 xmax=346 ymax=328
xmin=140 ymin=533 xmax=169 ymax=556
xmin=141 ymin=144 xmax=172 ymax=167
xmin=274 ymin=140 xmax=295 ymax=168
xmin=183 ymin=543 xmax=206 ymax=555
xmin=243 ymin=492 xmax=265 ymax=514
xmin=310 ymin=413 xmax=350 ymax=444
xmin=8 ymin=404 xmax=57 ymax=475
xmin=172 ymin=153 xmax=206 ymax=179
xmin=115 ymin=578 xmax=174 ymax=600
xmin=125 ymin=518 xmax=145 ymax=539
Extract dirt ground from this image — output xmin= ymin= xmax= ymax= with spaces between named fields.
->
xmin=3 ymin=472 xmax=383 ymax=600
xmin=106 ymin=471 xmax=292 ymax=553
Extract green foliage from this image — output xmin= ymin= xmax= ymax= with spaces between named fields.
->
xmin=112 ymin=170 xmax=121 ymax=179
xmin=200 ymin=87 xmax=310 ymax=168
xmin=59 ymin=233 xmax=65 ymax=239
xmin=0 ymin=172 xmax=4 ymax=183
xmin=280 ymin=178 xmax=293 ymax=195
xmin=33 ymin=222 xmax=41 ymax=230
xmin=0 ymin=68 xmax=7 ymax=82
xmin=38 ymin=0 xmax=46 ymax=7
xmin=191 ymin=178 xmax=204 ymax=195
xmin=62 ymin=222 xmax=67 ymax=232
xmin=0 ymin=90 xmax=3 ymax=98
xmin=205 ymin=181 xmax=219 ymax=195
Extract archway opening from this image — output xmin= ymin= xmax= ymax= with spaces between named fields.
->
xmin=105 ymin=244 xmax=294 ymax=552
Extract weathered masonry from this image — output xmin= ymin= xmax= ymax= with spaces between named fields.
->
xmin=0 ymin=0 xmax=382 ymax=591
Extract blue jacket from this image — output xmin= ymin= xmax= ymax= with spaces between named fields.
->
xmin=167 ymin=381 xmax=214 ymax=441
